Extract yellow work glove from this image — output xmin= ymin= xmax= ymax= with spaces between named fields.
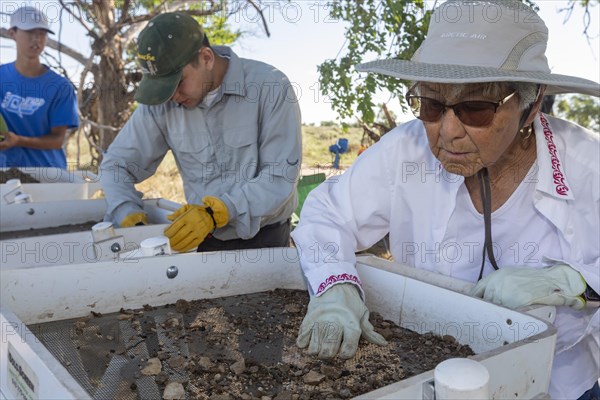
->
xmin=120 ymin=212 xmax=148 ymax=227
xmin=164 ymin=196 xmax=229 ymax=252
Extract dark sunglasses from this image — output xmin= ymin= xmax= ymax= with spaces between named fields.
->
xmin=405 ymin=91 xmax=517 ymax=127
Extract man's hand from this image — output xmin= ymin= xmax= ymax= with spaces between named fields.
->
xmin=120 ymin=212 xmax=148 ymax=227
xmin=164 ymin=196 xmax=229 ymax=252
xmin=296 ymin=283 xmax=387 ymax=359
xmin=471 ymin=264 xmax=587 ymax=310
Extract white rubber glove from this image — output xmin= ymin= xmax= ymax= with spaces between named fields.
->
xmin=296 ymin=283 xmax=387 ymax=359
xmin=471 ymin=264 xmax=587 ymax=310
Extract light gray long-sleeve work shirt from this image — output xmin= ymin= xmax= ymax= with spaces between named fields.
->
xmin=100 ymin=47 xmax=302 ymax=240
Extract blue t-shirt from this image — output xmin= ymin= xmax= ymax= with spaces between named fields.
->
xmin=0 ymin=62 xmax=79 ymax=168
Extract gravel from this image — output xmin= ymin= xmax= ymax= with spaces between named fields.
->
xmin=31 ymin=289 xmax=474 ymax=399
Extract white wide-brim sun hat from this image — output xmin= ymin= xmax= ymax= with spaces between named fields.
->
xmin=356 ymin=0 xmax=600 ymax=97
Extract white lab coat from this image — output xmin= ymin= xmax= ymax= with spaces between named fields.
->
xmin=291 ymin=113 xmax=599 ymax=398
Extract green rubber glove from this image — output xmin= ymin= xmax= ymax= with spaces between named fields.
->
xmin=120 ymin=212 xmax=148 ymax=227
xmin=164 ymin=196 xmax=229 ymax=252
xmin=296 ymin=283 xmax=388 ymax=359
xmin=471 ymin=264 xmax=587 ymax=310
xmin=0 ymin=113 xmax=7 ymax=141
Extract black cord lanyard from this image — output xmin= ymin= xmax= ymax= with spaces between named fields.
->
xmin=477 ymin=168 xmax=500 ymax=281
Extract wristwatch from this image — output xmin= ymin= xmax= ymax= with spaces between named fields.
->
xmin=583 ymin=284 xmax=600 ymax=308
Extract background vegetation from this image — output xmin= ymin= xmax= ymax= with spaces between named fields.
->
xmin=7 ymin=0 xmax=600 ymax=205
xmin=67 ymin=124 xmax=366 ymax=203
xmin=4 ymin=0 xmax=596 ymax=169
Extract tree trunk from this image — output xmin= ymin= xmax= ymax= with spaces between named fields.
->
xmin=90 ymin=0 xmax=131 ymax=158
xmin=95 ymin=48 xmax=128 ymax=151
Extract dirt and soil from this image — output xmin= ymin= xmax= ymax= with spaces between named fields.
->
xmin=0 ymin=221 xmax=99 ymax=240
xmin=30 ymin=289 xmax=473 ymax=400
xmin=0 ymin=167 xmax=39 ymax=183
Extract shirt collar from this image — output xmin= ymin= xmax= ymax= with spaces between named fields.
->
xmin=533 ymin=112 xmax=575 ymax=200
xmin=213 ymin=46 xmax=246 ymax=97
xmin=433 ymin=112 xmax=574 ymax=201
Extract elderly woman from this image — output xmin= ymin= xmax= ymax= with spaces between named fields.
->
xmin=291 ymin=0 xmax=599 ymax=398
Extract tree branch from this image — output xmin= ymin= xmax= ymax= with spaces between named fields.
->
xmin=0 ymin=27 xmax=88 ymax=65
xmin=120 ymin=2 xmax=224 ymax=45
xmin=81 ymin=117 xmax=119 ymax=132
xmin=358 ymin=120 xmax=381 ymax=143
xmin=382 ymin=103 xmax=397 ymax=130
xmin=77 ymin=56 xmax=96 ymax=110
xmin=59 ymin=0 xmax=98 ymax=40
xmin=117 ymin=0 xmax=132 ymax=25
xmin=245 ymin=0 xmax=271 ymax=37
xmin=560 ymin=0 xmax=596 ymax=40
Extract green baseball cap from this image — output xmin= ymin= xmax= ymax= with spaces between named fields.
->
xmin=135 ymin=13 xmax=205 ymax=105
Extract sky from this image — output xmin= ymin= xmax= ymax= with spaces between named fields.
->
xmin=1 ymin=0 xmax=599 ymax=124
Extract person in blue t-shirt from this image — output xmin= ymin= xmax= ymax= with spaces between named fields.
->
xmin=0 ymin=6 xmax=79 ymax=169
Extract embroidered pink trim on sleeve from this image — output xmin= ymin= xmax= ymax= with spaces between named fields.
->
xmin=316 ymin=274 xmax=361 ymax=295
xmin=539 ymin=113 xmax=569 ymax=196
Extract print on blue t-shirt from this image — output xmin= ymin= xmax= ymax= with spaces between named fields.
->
xmin=0 ymin=62 xmax=79 ymax=168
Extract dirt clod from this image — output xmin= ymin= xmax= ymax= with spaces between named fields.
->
xmin=141 ymin=357 xmax=162 ymax=375
xmin=303 ymin=370 xmax=326 ymax=385
xmin=163 ymin=381 xmax=185 ymax=399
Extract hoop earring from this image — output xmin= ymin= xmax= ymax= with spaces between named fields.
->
xmin=519 ymin=124 xmax=534 ymax=150
xmin=520 ymin=124 xmax=533 ymax=141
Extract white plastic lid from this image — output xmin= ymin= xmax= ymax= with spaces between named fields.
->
xmin=91 ymin=221 xmax=116 ymax=242
xmin=434 ymin=358 xmax=490 ymax=399
xmin=92 ymin=221 xmax=114 ymax=232
xmin=5 ymin=178 xmax=21 ymax=188
xmin=140 ymin=236 xmax=171 ymax=256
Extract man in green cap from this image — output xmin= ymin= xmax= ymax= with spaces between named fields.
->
xmin=100 ymin=12 xmax=302 ymax=252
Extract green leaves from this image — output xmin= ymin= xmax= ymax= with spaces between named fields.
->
xmin=556 ymin=95 xmax=600 ymax=131
xmin=318 ymin=0 xmax=429 ymax=124
xmin=0 ymin=113 xmax=7 ymax=134
xmin=318 ymin=0 xmax=597 ymax=124
xmin=201 ymin=14 xmax=241 ymax=46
